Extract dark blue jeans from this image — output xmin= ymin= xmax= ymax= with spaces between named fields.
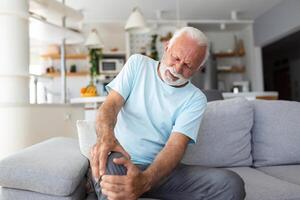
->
xmin=87 ymin=152 xmax=245 ymax=200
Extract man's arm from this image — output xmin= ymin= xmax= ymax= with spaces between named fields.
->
xmin=100 ymin=131 xmax=190 ymax=199
xmin=142 ymin=132 xmax=190 ymax=189
xmin=91 ymin=90 xmax=131 ymax=180
xmin=96 ymin=90 xmax=124 ymax=139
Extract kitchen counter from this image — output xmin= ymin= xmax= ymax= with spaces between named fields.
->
xmin=0 ymin=103 xmax=83 ymax=107
xmin=70 ymin=96 xmax=106 ymax=104
xmin=222 ymin=91 xmax=279 ymax=100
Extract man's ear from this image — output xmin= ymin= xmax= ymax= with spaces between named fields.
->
xmin=198 ymin=66 xmax=206 ymax=73
xmin=196 ymin=65 xmax=204 ymax=72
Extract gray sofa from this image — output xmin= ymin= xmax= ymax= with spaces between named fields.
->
xmin=1 ymin=98 xmax=300 ymax=200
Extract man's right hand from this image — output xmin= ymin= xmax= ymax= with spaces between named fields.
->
xmin=90 ymin=135 xmax=131 ymax=181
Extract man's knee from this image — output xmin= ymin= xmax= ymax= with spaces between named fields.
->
xmin=224 ymin=170 xmax=245 ymax=199
xmin=208 ymin=169 xmax=246 ymax=199
xmin=105 ymin=152 xmax=127 ymax=175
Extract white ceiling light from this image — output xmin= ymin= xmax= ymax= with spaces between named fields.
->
xmin=85 ymin=29 xmax=104 ymax=48
xmin=231 ymin=10 xmax=238 ymax=20
xmin=125 ymin=7 xmax=149 ymax=33
xmin=220 ymin=23 xmax=226 ymax=30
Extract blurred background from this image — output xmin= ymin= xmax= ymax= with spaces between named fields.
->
xmin=1 ymin=0 xmax=299 ymax=157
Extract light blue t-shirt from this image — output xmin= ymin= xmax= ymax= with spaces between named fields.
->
xmin=106 ymin=54 xmax=207 ymax=165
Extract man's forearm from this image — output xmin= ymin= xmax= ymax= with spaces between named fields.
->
xmin=142 ymin=141 xmax=187 ymax=189
xmin=96 ymin=101 xmax=118 ymax=139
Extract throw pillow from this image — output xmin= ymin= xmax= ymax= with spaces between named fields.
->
xmin=76 ymin=120 xmax=97 ymax=159
xmin=181 ymin=97 xmax=253 ymax=167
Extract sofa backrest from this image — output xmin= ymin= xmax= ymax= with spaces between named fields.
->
xmin=182 ymin=97 xmax=253 ymax=167
xmin=251 ymin=100 xmax=300 ymax=167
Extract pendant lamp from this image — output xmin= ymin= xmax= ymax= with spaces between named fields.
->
xmin=125 ymin=7 xmax=149 ymax=33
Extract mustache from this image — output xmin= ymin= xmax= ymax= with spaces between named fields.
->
xmin=166 ymin=66 xmax=184 ymax=79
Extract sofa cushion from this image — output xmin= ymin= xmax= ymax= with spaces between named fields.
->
xmin=252 ymin=100 xmax=300 ymax=167
xmin=257 ymin=165 xmax=300 ymax=186
xmin=227 ymin=167 xmax=300 ymax=200
xmin=76 ymin=120 xmax=97 ymax=159
xmin=86 ymin=193 xmax=160 ymax=200
xmin=0 ymin=137 xmax=89 ymax=196
xmin=0 ymin=179 xmax=86 ymax=200
xmin=182 ymin=97 xmax=253 ymax=167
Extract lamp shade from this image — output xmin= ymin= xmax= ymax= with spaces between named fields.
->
xmin=85 ymin=29 xmax=104 ymax=48
xmin=125 ymin=7 xmax=149 ymax=33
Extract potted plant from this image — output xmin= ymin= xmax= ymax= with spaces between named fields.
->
xmin=81 ymin=29 xmax=104 ymax=97
xmin=89 ymin=48 xmax=102 ymax=84
xmin=80 ymin=48 xmax=103 ymax=97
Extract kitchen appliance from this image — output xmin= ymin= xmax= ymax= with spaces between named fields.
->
xmin=232 ymin=81 xmax=250 ymax=93
xmin=99 ymin=59 xmax=124 ymax=74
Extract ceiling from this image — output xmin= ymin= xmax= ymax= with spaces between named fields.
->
xmin=66 ymin=0 xmax=284 ymax=22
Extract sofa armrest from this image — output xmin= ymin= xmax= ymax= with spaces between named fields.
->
xmin=0 ymin=137 xmax=89 ymax=196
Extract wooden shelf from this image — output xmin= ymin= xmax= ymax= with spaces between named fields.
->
xmin=44 ymin=71 xmax=89 ymax=77
xmin=217 ymin=66 xmax=245 ymax=73
xmin=30 ymin=0 xmax=84 ymax=22
xmin=29 ymin=16 xmax=84 ymax=45
xmin=41 ymin=53 xmax=88 ymax=60
xmin=213 ymin=52 xmax=245 ymax=58
xmin=103 ymin=51 xmax=126 ymax=55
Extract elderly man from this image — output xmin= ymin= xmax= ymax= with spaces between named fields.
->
xmin=89 ymin=27 xmax=246 ymax=200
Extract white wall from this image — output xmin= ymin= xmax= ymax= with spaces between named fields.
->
xmin=240 ymin=25 xmax=264 ymax=91
xmin=0 ymin=104 xmax=84 ymax=159
xmin=254 ymin=0 xmax=300 ymax=47
xmin=83 ymin=22 xmax=126 ymax=53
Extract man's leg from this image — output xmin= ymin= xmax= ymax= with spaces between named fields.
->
xmin=141 ymin=164 xmax=246 ymax=200
xmin=88 ymin=152 xmax=148 ymax=200
xmin=88 ymin=152 xmax=126 ymax=200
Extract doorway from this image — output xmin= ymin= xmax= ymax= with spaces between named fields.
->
xmin=262 ymin=30 xmax=300 ymax=101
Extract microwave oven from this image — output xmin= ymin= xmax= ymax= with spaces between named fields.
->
xmin=99 ymin=59 xmax=124 ymax=74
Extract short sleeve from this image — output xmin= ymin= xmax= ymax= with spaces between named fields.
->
xmin=105 ymin=54 xmax=140 ymax=101
xmin=172 ymin=93 xmax=207 ymax=144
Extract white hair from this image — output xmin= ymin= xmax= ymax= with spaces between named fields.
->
xmin=168 ymin=27 xmax=210 ymax=68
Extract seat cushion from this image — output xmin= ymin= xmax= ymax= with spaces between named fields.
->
xmin=252 ymin=100 xmax=300 ymax=167
xmin=0 ymin=137 xmax=89 ymax=196
xmin=257 ymin=165 xmax=300 ymax=186
xmin=86 ymin=192 xmax=97 ymax=200
xmin=85 ymin=192 xmax=160 ymax=200
xmin=182 ymin=97 xmax=253 ymax=167
xmin=0 ymin=179 xmax=86 ymax=200
xmin=226 ymin=167 xmax=300 ymax=200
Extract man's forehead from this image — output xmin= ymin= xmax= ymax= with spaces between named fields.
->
xmin=169 ymin=41 xmax=205 ymax=64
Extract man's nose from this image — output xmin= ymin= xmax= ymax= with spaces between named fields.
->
xmin=174 ymin=63 xmax=184 ymax=74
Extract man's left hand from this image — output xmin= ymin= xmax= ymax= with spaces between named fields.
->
xmin=100 ymin=157 xmax=151 ymax=200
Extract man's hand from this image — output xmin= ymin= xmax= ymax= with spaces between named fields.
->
xmin=100 ymin=157 xmax=151 ymax=200
xmin=90 ymin=136 xmax=131 ymax=181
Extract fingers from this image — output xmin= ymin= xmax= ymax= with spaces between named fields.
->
xmin=114 ymin=145 xmax=131 ymax=160
xmin=99 ymin=147 xmax=110 ymax=177
xmin=112 ymin=157 xmax=132 ymax=169
xmin=102 ymin=175 xmax=127 ymax=184
xmin=90 ymin=138 xmax=132 ymax=180
xmin=90 ymin=145 xmax=100 ymax=180
xmin=100 ymin=181 xmax=124 ymax=193
xmin=114 ymin=157 xmax=138 ymax=176
xmin=101 ymin=189 xmax=121 ymax=200
xmin=101 ymin=175 xmax=125 ymax=200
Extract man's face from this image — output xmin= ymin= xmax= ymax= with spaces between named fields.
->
xmin=162 ymin=34 xmax=207 ymax=80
